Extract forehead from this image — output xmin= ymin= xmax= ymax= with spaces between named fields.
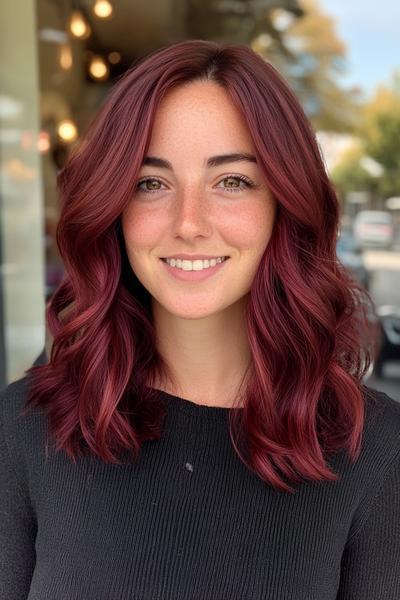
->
xmin=157 ymin=80 xmax=233 ymax=111
xmin=147 ymin=81 xmax=255 ymax=153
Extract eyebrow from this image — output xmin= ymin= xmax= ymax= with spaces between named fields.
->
xmin=142 ymin=152 xmax=257 ymax=170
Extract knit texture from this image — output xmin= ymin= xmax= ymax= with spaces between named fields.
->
xmin=1 ymin=369 xmax=400 ymax=599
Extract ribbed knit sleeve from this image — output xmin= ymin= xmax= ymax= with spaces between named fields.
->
xmin=0 ymin=383 xmax=37 ymax=600
xmin=336 ymin=448 xmax=400 ymax=599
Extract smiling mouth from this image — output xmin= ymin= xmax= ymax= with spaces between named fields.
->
xmin=160 ymin=256 xmax=230 ymax=271
xmin=160 ymin=257 xmax=230 ymax=261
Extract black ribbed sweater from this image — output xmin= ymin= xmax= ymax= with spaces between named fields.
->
xmin=1 ymin=373 xmax=400 ymax=600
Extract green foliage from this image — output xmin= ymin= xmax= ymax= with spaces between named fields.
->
xmin=185 ymin=0 xmax=358 ymax=132
xmin=332 ymin=73 xmax=400 ymax=202
xmin=185 ymin=0 xmax=303 ymax=46
xmin=331 ymin=147 xmax=379 ymax=202
xmin=256 ymin=0 xmax=362 ymax=132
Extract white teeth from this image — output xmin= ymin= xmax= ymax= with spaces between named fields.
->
xmin=164 ymin=257 xmax=227 ymax=271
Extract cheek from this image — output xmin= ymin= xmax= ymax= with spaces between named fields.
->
xmin=224 ymin=200 xmax=276 ymax=253
xmin=121 ymin=204 xmax=165 ymax=249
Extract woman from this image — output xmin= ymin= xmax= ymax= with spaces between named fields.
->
xmin=1 ymin=39 xmax=399 ymax=600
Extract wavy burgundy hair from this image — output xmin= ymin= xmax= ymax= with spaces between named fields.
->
xmin=25 ymin=39 xmax=378 ymax=492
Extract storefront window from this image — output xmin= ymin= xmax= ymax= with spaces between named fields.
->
xmin=0 ymin=0 xmax=45 ymax=385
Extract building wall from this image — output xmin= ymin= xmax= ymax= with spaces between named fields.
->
xmin=0 ymin=0 xmax=45 ymax=385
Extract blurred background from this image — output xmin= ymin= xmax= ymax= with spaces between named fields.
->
xmin=1 ymin=0 xmax=399 ymax=400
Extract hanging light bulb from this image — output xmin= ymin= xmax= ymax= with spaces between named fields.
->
xmin=57 ymin=119 xmax=78 ymax=143
xmin=59 ymin=44 xmax=73 ymax=70
xmin=93 ymin=0 xmax=113 ymax=19
xmin=108 ymin=51 xmax=121 ymax=64
xmin=68 ymin=9 xmax=91 ymax=39
xmin=88 ymin=55 xmax=110 ymax=80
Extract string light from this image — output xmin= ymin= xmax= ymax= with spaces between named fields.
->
xmin=108 ymin=51 xmax=121 ymax=64
xmin=57 ymin=119 xmax=78 ymax=143
xmin=88 ymin=55 xmax=110 ymax=80
xmin=93 ymin=0 xmax=113 ymax=19
xmin=68 ymin=9 xmax=91 ymax=39
xmin=59 ymin=44 xmax=73 ymax=70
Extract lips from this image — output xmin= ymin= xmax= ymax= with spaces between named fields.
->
xmin=161 ymin=256 xmax=229 ymax=261
xmin=160 ymin=254 xmax=229 ymax=280
xmin=161 ymin=256 xmax=229 ymax=262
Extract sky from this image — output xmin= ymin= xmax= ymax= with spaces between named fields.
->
xmin=319 ymin=0 xmax=400 ymax=99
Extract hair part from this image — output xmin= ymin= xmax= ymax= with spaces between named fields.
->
xmin=25 ymin=39 xmax=378 ymax=492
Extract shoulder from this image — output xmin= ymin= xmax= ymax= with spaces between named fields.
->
xmin=336 ymin=385 xmax=400 ymax=496
xmin=0 ymin=375 xmax=31 ymax=426
xmin=0 ymin=376 xmax=32 ymax=495
xmin=337 ymin=386 xmax=400 ymax=545
xmin=329 ymin=385 xmax=400 ymax=486
xmin=361 ymin=384 xmax=400 ymax=452
xmin=0 ymin=374 xmax=46 ymax=465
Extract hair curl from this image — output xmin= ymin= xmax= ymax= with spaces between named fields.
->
xmin=25 ymin=39 xmax=378 ymax=493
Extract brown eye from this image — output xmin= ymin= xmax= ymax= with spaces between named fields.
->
xmin=218 ymin=175 xmax=254 ymax=193
xmin=224 ymin=177 xmax=241 ymax=188
xmin=136 ymin=178 xmax=165 ymax=194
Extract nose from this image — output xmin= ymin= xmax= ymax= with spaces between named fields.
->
xmin=172 ymin=184 xmax=212 ymax=238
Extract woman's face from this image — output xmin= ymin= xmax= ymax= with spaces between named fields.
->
xmin=121 ymin=81 xmax=276 ymax=319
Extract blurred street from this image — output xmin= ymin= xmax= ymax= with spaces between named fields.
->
xmin=363 ymin=248 xmax=400 ymax=400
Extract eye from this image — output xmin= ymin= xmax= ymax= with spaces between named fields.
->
xmin=217 ymin=174 xmax=255 ymax=193
xmin=136 ymin=177 xmax=165 ymax=194
xmin=135 ymin=174 xmax=255 ymax=195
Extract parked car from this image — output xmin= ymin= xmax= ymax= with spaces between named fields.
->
xmin=371 ymin=305 xmax=400 ymax=378
xmin=336 ymin=230 xmax=371 ymax=291
xmin=353 ymin=210 xmax=395 ymax=249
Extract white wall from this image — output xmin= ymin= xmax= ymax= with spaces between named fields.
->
xmin=0 ymin=0 xmax=45 ymax=382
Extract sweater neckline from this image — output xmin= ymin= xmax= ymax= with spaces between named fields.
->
xmin=151 ymin=388 xmax=243 ymax=418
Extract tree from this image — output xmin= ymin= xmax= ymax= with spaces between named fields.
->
xmin=360 ymin=74 xmax=400 ymax=199
xmin=265 ymin=0 xmax=362 ymax=132
xmin=331 ymin=145 xmax=380 ymax=205
xmin=185 ymin=0 xmax=304 ymax=46
xmin=331 ymin=71 xmax=400 ymax=203
xmin=184 ymin=0 xmax=357 ymax=131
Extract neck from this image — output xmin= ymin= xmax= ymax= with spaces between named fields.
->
xmin=151 ymin=297 xmax=251 ymax=407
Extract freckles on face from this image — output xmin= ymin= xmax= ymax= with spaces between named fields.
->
xmin=122 ymin=187 xmax=275 ymax=270
xmin=218 ymin=187 xmax=276 ymax=268
xmin=120 ymin=80 xmax=277 ymax=316
xmin=121 ymin=203 xmax=165 ymax=281
xmin=121 ymin=80 xmax=277 ymax=257
xmin=122 ymin=203 xmax=163 ymax=250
